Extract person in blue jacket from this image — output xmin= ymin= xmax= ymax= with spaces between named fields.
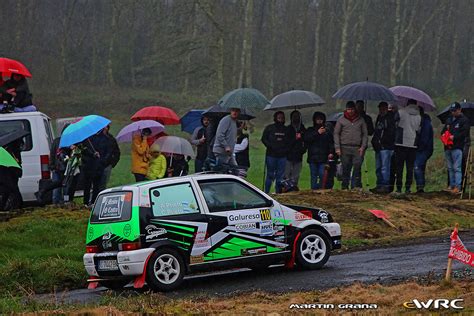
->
xmin=414 ymin=107 xmax=434 ymax=193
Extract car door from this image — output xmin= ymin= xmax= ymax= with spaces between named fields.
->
xmin=196 ymin=178 xmax=289 ymax=262
xmin=147 ymin=181 xmax=213 ymax=264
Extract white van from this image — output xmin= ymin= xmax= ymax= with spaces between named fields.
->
xmin=0 ymin=111 xmax=55 ymax=202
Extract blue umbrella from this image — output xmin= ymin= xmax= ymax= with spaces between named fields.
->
xmin=181 ymin=109 xmax=205 ymax=134
xmin=59 ymin=115 xmax=111 ymax=148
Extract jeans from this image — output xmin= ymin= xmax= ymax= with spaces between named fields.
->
xmin=284 ymin=160 xmax=302 ymax=186
xmin=395 ymin=146 xmax=416 ymax=192
xmin=340 ymin=146 xmax=363 ymax=189
xmin=195 ymin=159 xmax=205 ymax=173
xmin=51 ymin=171 xmax=64 ymax=204
xmin=265 ymin=156 xmax=286 ymax=193
xmin=375 ymin=150 xmax=393 ymax=188
xmin=414 ymin=151 xmax=432 ymax=191
xmin=309 ymin=162 xmax=326 ymax=190
xmin=445 ymin=149 xmax=463 ymax=190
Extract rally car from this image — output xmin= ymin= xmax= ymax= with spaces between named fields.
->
xmin=83 ymin=174 xmax=341 ymax=291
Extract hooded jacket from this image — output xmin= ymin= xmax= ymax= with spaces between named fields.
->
xmin=261 ymin=112 xmax=291 ymax=158
xmin=304 ymin=112 xmax=334 ymax=163
xmin=371 ymin=111 xmax=396 ymax=151
xmin=394 ymin=104 xmax=421 ymax=148
xmin=417 ymin=113 xmax=434 ymax=154
xmin=441 ymin=113 xmax=470 ymax=151
xmin=131 ymin=134 xmax=150 ymax=175
xmin=286 ymin=111 xmax=307 ymax=162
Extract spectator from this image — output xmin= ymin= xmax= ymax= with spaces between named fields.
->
xmin=191 ymin=116 xmax=209 ymax=172
xmin=285 ymin=110 xmax=306 ymax=187
xmin=442 ymin=102 xmax=470 ymax=194
xmin=131 ymin=128 xmax=151 ymax=182
xmin=234 ymin=121 xmax=250 ymax=168
xmin=334 ymin=101 xmax=368 ymax=190
xmin=63 ymin=144 xmax=82 ymax=203
xmin=387 ymin=103 xmax=398 ymax=192
xmin=261 ymin=111 xmax=291 ymax=193
xmin=166 ymin=154 xmax=189 ymax=177
xmin=394 ymin=99 xmax=421 ymax=193
xmin=100 ymin=125 xmax=121 ymax=190
xmin=82 ymin=132 xmax=110 ymax=206
xmin=356 ymin=100 xmax=374 ymax=136
xmin=0 ymin=140 xmax=23 ymax=210
xmin=213 ymin=108 xmax=240 ymax=166
xmin=370 ymin=102 xmax=396 ymax=193
xmin=147 ymin=144 xmax=167 ymax=180
xmin=414 ymin=107 xmax=434 ymax=193
xmin=1 ymin=74 xmax=33 ymax=109
xmin=304 ymin=112 xmax=334 ymax=190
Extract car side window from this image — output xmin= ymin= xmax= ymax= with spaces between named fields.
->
xmin=198 ymin=180 xmax=272 ymax=213
xmin=150 ymin=182 xmax=200 ymax=217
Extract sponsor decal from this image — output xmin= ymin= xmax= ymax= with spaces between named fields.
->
xmin=190 ymin=255 xmax=204 ymax=264
xmin=102 ymin=239 xmax=112 ymax=250
xmin=194 ymin=229 xmax=210 ymax=248
xmin=403 ymin=299 xmax=463 ymax=310
xmin=275 ymin=230 xmax=285 ymax=236
xmin=318 ymin=210 xmax=329 ymax=223
xmin=145 ymin=225 xmax=167 ymax=241
xmin=123 ymin=224 xmax=131 ymax=237
xmin=227 ymin=212 xmax=261 ymax=224
xmin=259 ymin=209 xmax=272 ymax=221
xmin=241 ymin=247 xmax=267 ymax=256
xmin=99 ymin=194 xmax=125 ymax=220
xmin=102 ymin=231 xmax=112 ymax=240
xmin=259 ymin=221 xmax=274 ymax=236
xmin=88 ymin=227 xmax=94 ymax=240
xmin=289 ymin=303 xmax=378 ymax=310
xmin=272 ymin=209 xmax=282 ymax=218
xmin=295 ymin=212 xmax=311 ymax=221
xmin=235 ymin=222 xmax=257 ymax=232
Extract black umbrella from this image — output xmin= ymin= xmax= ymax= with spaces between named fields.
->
xmin=202 ymin=104 xmax=256 ymax=120
xmin=264 ymin=90 xmax=325 ymax=111
xmin=437 ymin=101 xmax=474 ymax=125
xmin=0 ymin=129 xmax=30 ymax=147
xmin=332 ymin=81 xmax=397 ymax=102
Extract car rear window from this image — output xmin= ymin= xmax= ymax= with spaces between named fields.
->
xmin=0 ymin=119 xmax=33 ymax=151
xmin=90 ymin=191 xmax=133 ymax=223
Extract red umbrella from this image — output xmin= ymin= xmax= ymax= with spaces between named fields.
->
xmin=131 ymin=106 xmax=180 ymax=125
xmin=0 ymin=58 xmax=32 ymax=78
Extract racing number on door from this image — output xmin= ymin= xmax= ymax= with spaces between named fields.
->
xmin=260 ymin=209 xmax=271 ymax=221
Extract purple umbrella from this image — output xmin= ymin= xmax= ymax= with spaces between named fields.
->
xmin=116 ymin=120 xmax=165 ymax=143
xmin=390 ymin=86 xmax=436 ymax=112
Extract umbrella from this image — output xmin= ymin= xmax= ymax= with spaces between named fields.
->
xmin=131 ymin=106 xmax=180 ymax=125
xmin=0 ymin=57 xmax=32 ymax=78
xmin=0 ymin=129 xmax=30 ymax=147
xmin=0 ymin=147 xmax=21 ymax=169
xmin=437 ymin=101 xmax=474 ymax=125
xmin=327 ymin=112 xmax=343 ymax=124
xmin=218 ymin=88 xmax=270 ymax=111
xmin=59 ymin=115 xmax=111 ymax=148
xmin=389 ymin=86 xmax=436 ymax=111
xmin=116 ymin=120 xmax=165 ymax=143
xmin=154 ymin=136 xmax=195 ymax=158
xmin=181 ymin=109 xmax=205 ymax=134
xmin=332 ymin=81 xmax=397 ymax=102
xmin=264 ymin=90 xmax=325 ymax=111
xmin=202 ymin=104 xmax=256 ymax=120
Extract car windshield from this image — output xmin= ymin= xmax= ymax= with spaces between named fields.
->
xmin=90 ymin=191 xmax=133 ymax=223
xmin=198 ymin=180 xmax=271 ymax=212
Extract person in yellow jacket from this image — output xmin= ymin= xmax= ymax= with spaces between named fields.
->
xmin=147 ymin=144 xmax=167 ymax=180
xmin=131 ymin=129 xmax=151 ymax=182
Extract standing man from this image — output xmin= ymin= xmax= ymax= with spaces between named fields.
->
xmin=213 ymin=108 xmax=240 ymax=166
xmin=414 ymin=107 xmax=433 ymax=193
xmin=285 ymin=110 xmax=306 ymax=187
xmin=442 ymin=102 xmax=470 ymax=194
xmin=191 ymin=116 xmax=209 ymax=173
xmin=394 ymin=99 xmax=421 ymax=194
xmin=370 ymin=102 xmax=396 ymax=193
xmin=334 ymin=101 xmax=368 ymax=190
xmin=100 ymin=125 xmax=121 ymax=190
xmin=356 ymin=100 xmax=374 ymax=136
xmin=261 ymin=111 xmax=291 ymax=193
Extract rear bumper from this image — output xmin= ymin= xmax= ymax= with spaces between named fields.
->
xmin=321 ymin=223 xmax=342 ymax=250
xmin=83 ymin=248 xmax=154 ymax=277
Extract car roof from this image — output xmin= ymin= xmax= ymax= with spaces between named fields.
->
xmin=0 ymin=111 xmax=51 ymax=120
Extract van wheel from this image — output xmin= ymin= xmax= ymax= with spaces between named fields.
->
xmin=295 ymin=229 xmax=330 ymax=270
xmin=146 ymin=248 xmax=185 ymax=292
xmin=100 ymin=279 xmax=130 ymax=290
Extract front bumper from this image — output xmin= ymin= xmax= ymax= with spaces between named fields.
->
xmin=322 ymin=223 xmax=342 ymax=250
xmin=83 ymin=248 xmax=154 ymax=277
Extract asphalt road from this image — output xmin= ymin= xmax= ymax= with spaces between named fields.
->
xmin=39 ymin=232 xmax=473 ymax=305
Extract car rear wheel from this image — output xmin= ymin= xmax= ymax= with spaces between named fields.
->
xmin=295 ymin=229 xmax=330 ymax=269
xmin=146 ymin=248 xmax=185 ymax=291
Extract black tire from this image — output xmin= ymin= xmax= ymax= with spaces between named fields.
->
xmin=146 ymin=248 xmax=185 ymax=292
xmin=295 ymin=229 xmax=331 ymax=270
xmin=99 ymin=279 xmax=130 ymax=290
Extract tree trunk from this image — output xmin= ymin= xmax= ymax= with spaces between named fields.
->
xmin=267 ymin=0 xmax=275 ymax=96
xmin=238 ymin=0 xmax=252 ymax=88
xmin=336 ymin=0 xmax=357 ymax=90
xmin=183 ymin=2 xmax=198 ymax=95
xmin=310 ymin=3 xmax=322 ymax=92
xmin=389 ymin=0 xmax=401 ymax=85
xmin=107 ymin=2 xmax=121 ymax=86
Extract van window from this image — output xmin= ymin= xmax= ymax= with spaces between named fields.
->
xmin=0 ymin=120 xmax=32 ymax=151
xmin=43 ymin=119 xmax=54 ymax=150
xmin=90 ymin=191 xmax=133 ymax=223
xmin=150 ymin=182 xmax=199 ymax=217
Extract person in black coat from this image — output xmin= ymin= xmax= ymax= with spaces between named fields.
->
xmin=100 ymin=125 xmax=121 ymax=191
xmin=285 ymin=110 xmax=306 ymax=187
xmin=356 ymin=100 xmax=374 ymax=136
xmin=1 ymin=74 xmax=33 ymax=108
xmin=234 ymin=121 xmax=250 ymax=168
xmin=304 ymin=112 xmax=334 ymax=190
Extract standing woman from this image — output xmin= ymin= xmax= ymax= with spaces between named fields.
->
xmin=131 ymin=128 xmax=151 ymax=182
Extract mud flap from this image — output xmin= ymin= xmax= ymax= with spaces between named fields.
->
xmin=133 ymin=251 xmax=154 ymax=289
xmin=285 ymin=231 xmax=301 ymax=269
xmin=87 ymin=276 xmax=99 ymax=289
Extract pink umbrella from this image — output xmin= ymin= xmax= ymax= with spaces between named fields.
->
xmin=116 ymin=120 xmax=165 ymax=143
xmin=389 ymin=86 xmax=436 ymax=112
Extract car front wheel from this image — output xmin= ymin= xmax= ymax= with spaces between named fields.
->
xmin=295 ymin=229 xmax=330 ymax=269
xmin=146 ymin=248 xmax=185 ymax=291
